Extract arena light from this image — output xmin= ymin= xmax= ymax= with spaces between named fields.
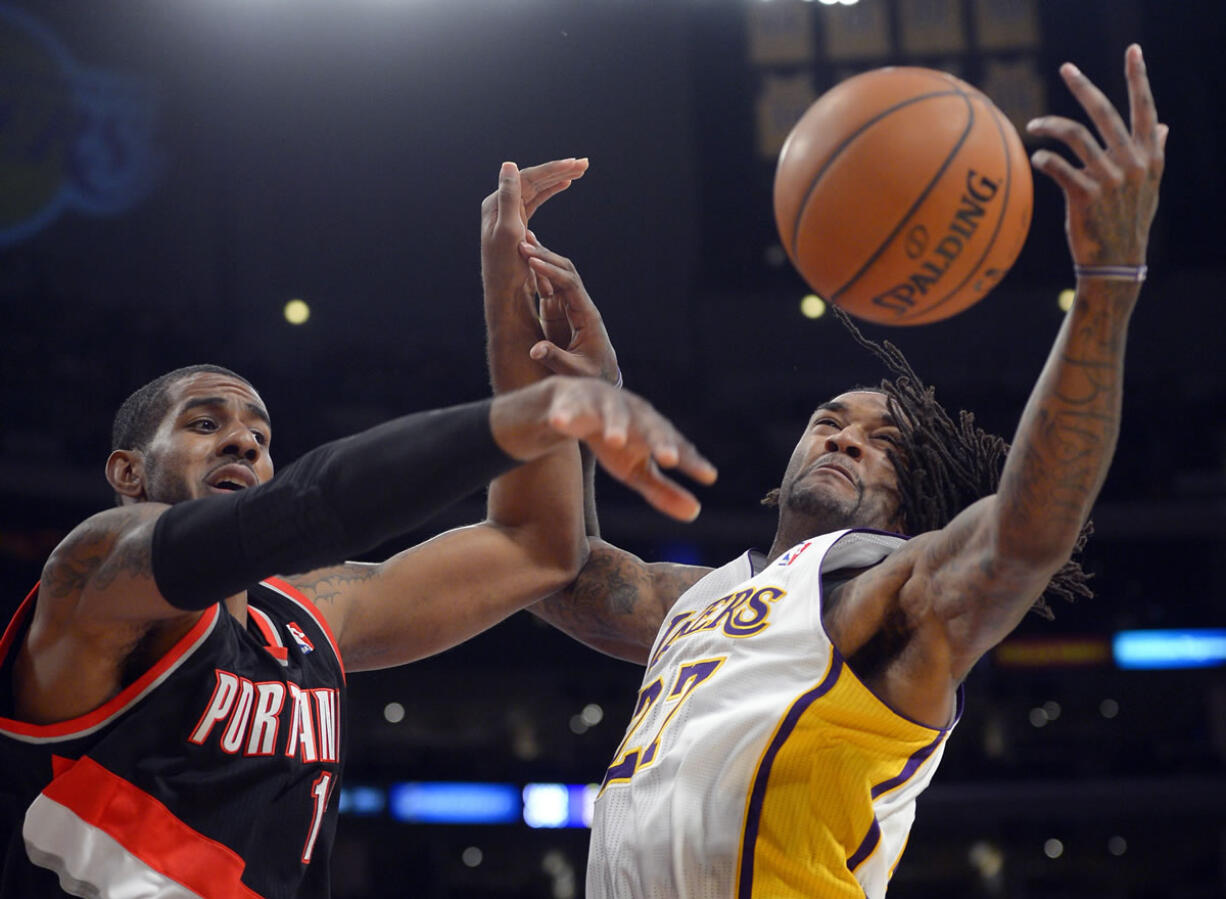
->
xmin=337 ymin=786 xmax=385 ymax=816
xmin=800 ymin=294 xmax=827 ymax=319
xmin=523 ymin=783 xmax=596 ymax=828
xmin=389 ymin=782 xmax=520 ymax=825
xmin=1112 ymin=628 xmax=1226 ymax=670
xmin=342 ymin=782 xmax=600 ymax=826
xmin=284 ymin=298 xmax=310 ymax=325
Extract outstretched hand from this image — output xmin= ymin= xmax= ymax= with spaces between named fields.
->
xmin=492 ymin=377 xmax=717 ymax=522
xmin=547 ymin=379 xmax=716 ymax=522
xmin=520 ymin=234 xmax=620 ymax=386
xmin=1026 ymin=44 xmax=1166 ymax=268
xmin=481 ymin=158 xmax=590 ymax=311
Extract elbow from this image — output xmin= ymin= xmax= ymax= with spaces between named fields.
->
xmin=988 ymin=496 xmax=1082 ymax=575
xmin=560 ymin=534 xmax=591 ymax=586
xmin=990 ymin=526 xmax=1074 ymax=583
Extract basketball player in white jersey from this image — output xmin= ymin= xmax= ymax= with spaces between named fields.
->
xmin=484 ymin=46 xmax=1164 ymax=897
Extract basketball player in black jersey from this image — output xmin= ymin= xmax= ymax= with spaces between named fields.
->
xmin=483 ymin=47 xmax=1165 ymax=896
xmin=0 ymin=160 xmax=716 ymax=898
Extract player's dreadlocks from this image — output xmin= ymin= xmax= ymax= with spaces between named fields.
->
xmin=769 ymin=308 xmax=1093 ymax=618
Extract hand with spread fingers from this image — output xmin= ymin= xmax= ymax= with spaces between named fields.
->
xmin=490 ymin=376 xmax=717 ymax=523
xmin=519 ymin=233 xmax=621 ymax=387
xmin=1026 ymin=43 xmax=1166 ymax=273
xmin=543 ymin=378 xmax=716 ymax=523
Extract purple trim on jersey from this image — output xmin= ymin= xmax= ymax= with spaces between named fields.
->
xmin=869 ymin=688 xmax=964 ymax=800
xmin=812 ymin=530 xmax=967 ymax=735
xmin=736 ymin=655 xmax=844 ymax=899
xmin=846 ymin=816 xmax=881 ymax=873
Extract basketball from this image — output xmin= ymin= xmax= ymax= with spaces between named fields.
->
xmin=773 ymin=67 xmax=1033 ymax=326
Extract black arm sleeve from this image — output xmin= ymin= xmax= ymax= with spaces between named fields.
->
xmin=152 ymin=398 xmax=518 ymax=610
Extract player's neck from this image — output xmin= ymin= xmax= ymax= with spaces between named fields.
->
xmin=766 ymin=524 xmax=817 ymax=565
xmin=767 ymin=511 xmax=838 ymax=565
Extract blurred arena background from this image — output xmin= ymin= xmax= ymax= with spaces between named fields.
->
xmin=1 ymin=0 xmax=1223 ymax=896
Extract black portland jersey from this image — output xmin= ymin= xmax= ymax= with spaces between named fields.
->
xmin=0 ymin=578 xmax=347 ymax=898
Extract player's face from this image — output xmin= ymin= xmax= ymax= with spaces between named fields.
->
xmin=140 ymin=373 xmax=275 ymax=504
xmin=776 ymin=390 xmax=904 ymax=535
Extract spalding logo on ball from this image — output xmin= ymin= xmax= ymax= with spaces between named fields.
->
xmin=774 ymin=66 xmax=1032 ymax=326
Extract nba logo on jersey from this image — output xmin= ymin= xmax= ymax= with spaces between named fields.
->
xmin=777 ymin=542 xmax=812 ymax=567
xmin=286 ymin=622 xmax=315 ymax=654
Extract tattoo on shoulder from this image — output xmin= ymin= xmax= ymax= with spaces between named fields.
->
xmin=42 ymin=525 xmax=110 ymax=598
xmin=289 ymin=564 xmax=381 ymax=607
xmin=94 ymin=534 xmax=154 ymax=589
xmin=43 ymin=518 xmax=155 ymax=598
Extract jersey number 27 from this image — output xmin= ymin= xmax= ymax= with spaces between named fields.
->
xmin=601 ymin=657 xmax=725 ymax=791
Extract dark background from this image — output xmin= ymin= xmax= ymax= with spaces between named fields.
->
xmin=2 ymin=1 xmax=1223 ymax=896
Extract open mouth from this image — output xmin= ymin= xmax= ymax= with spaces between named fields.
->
xmin=206 ymin=465 xmax=257 ymax=493
xmin=209 ymin=480 xmax=246 ymax=492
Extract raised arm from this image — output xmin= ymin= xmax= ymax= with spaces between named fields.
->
xmin=481 ymin=159 xmax=590 ymax=561
xmin=42 ymin=399 xmax=527 ymax=630
xmin=288 ymin=161 xmax=715 ymax=670
xmin=838 ymin=46 xmax=1165 ymax=700
xmin=514 ymin=231 xmax=715 ymax=663
xmin=287 ymin=159 xmax=589 ymax=668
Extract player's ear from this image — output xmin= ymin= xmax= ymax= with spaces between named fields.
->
xmin=106 ymin=450 xmax=146 ymax=504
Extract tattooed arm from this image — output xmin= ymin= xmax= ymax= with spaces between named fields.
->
xmin=824 ymin=46 xmax=1165 ymax=727
xmin=506 ymin=222 xmax=717 ymax=664
xmin=16 ymin=505 xmax=194 ymax=723
xmin=529 ymin=540 xmax=711 ymax=665
xmin=39 ymin=505 xmax=181 ymax=621
xmin=288 ymin=161 xmax=712 ymax=672
xmin=287 ymin=161 xmax=591 ymax=672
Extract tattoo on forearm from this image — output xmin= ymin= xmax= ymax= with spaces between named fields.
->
xmin=1003 ymin=300 xmax=1126 ymax=528
xmin=291 ymin=564 xmax=381 ymax=607
xmin=541 ymin=552 xmax=705 ymax=653
xmin=541 ymin=552 xmax=643 ymax=641
xmin=600 ymin=560 xmax=643 ymax=617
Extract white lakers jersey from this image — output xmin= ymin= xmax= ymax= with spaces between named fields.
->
xmin=587 ymin=529 xmax=962 ymax=899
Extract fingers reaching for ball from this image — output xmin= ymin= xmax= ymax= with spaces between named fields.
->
xmin=1026 ymin=44 xmax=1165 ymax=268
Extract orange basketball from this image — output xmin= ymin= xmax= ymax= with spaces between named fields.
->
xmin=774 ymin=67 xmax=1032 ymax=326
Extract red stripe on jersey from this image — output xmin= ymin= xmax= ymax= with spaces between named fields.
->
xmin=0 ymin=602 xmax=220 ymax=741
xmin=42 ymin=756 xmax=263 ymax=899
xmin=248 ymin=607 xmax=290 ymax=663
xmin=262 ymin=578 xmax=346 ymax=682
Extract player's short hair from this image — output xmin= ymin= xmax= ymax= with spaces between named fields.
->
xmin=765 ymin=310 xmax=1092 ymax=618
xmin=111 ymin=364 xmax=253 ymax=453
